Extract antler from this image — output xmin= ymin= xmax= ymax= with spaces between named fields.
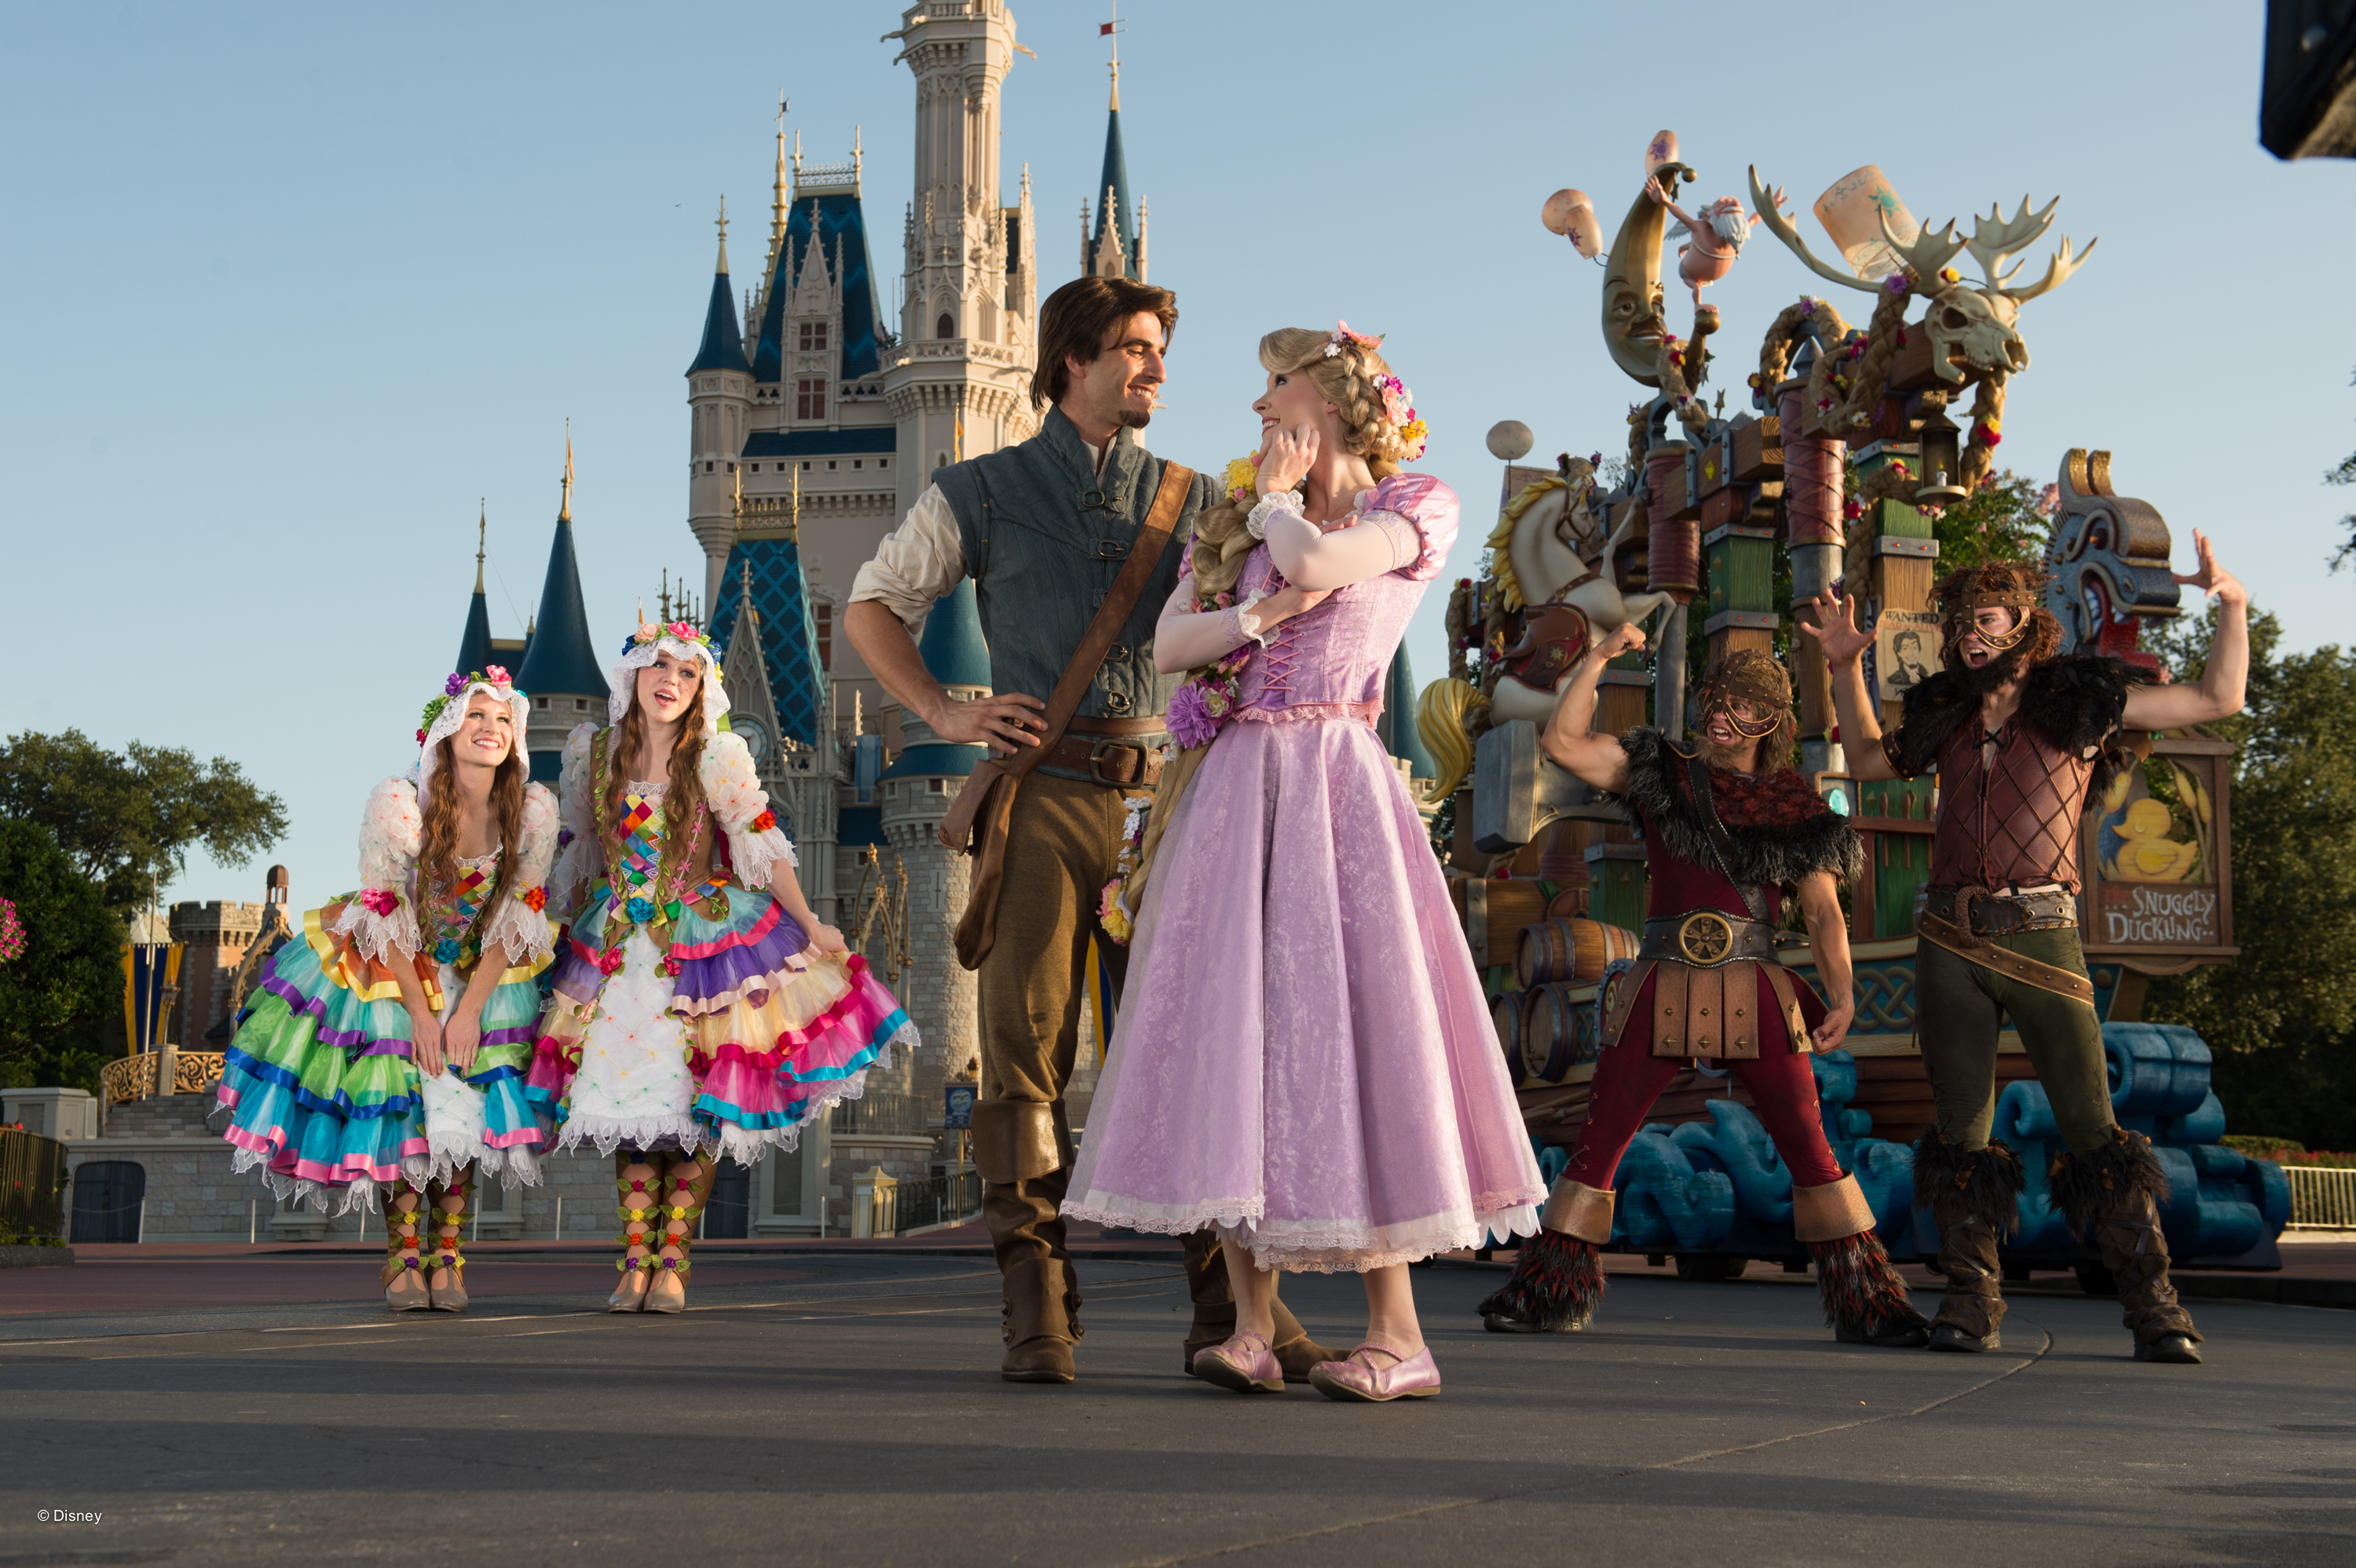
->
xmin=1963 ymin=196 xmax=2061 ymax=289
xmin=1999 ymin=232 xmax=2098 ymax=305
xmin=1879 ymin=209 xmax=1966 ymax=284
xmin=1748 ymin=166 xmax=1880 ymax=297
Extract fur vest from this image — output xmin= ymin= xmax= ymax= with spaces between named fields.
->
xmin=1612 ymin=727 xmax=1865 ymax=890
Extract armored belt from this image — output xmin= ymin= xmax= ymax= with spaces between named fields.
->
xmin=1639 ymin=910 xmax=1777 ymax=968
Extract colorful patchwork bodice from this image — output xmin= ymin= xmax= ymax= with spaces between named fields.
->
xmin=419 ymin=849 xmax=502 ymax=967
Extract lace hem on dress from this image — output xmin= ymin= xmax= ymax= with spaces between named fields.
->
xmin=1063 ymin=1190 xmax=1542 ymax=1274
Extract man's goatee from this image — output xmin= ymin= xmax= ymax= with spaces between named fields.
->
xmin=1947 ymin=640 xmax=2030 ymax=699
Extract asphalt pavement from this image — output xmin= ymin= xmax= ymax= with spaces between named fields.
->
xmin=3 ymin=1251 xmax=2351 ymax=1566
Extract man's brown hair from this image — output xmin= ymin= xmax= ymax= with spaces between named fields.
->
xmin=1031 ymin=276 xmax=1178 ymax=410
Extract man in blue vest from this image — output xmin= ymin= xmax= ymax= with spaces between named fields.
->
xmin=846 ymin=277 xmax=1335 ymax=1384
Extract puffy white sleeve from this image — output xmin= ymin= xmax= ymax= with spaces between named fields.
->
xmin=547 ymin=723 xmax=602 ymax=921
xmin=701 ymin=729 xmax=798 ymax=890
xmin=328 ymin=778 xmax=423 ymax=962
xmin=482 ymin=782 xmax=561 ymax=965
xmin=1264 ymin=473 xmax=1460 ymax=590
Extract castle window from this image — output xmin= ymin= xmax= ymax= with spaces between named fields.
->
xmin=880 ymin=458 xmax=889 ymax=469
xmin=575 ymin=699 xmax=587 ymax=711
xmin=828 ymin=460 xmax=837 ymax=470
xmin=852 ymin=459 xmax=861 ymax=469
xmin=704 ymin=461 xmax=714 ymax=473
xmin=798 ymin=322 xmax=830 ymax=352
xmin=803 ymin=462 xmax=812 ymax=472
xmin=536 ymin=697 xmax=548 ymax=711
xmin=796 ymin=379 xmax=826 ymax=420
xmin=749 ymin=463 xmax=759 ymax=473
xmin=929 ymin=778 xmax=946 ymax=794
xmin=814 ymin=604 xmax=832 ymax=670
xmin=935 ymin=313 xmax=955 ymax=340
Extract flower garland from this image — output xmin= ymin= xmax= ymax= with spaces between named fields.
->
xmin=0 ymin=897 xmax=23 ymax=966
xmin=625 ymin=620 xmax=712 ymax=656
xmin=1094 ymin=794 xmax=1155 ymax=946
xmin=417 ymin=665 xmax=514 ymax=744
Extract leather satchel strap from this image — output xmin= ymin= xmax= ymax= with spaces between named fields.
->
xmin=1683 ymin=749 xmax=1770 ymax=923
xmin=938 ymin=459 xmax=1195 ymax=851
xmin=1004 ymin=459 xmax=1195 ymax=783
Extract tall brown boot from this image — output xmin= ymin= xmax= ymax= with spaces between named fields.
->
xmin=1179 ymin=1230 xmax=1337 ymax=1382
xmin=646 ymin=1152 xmax=719 ymax=1314
xmin=1915 ymin=1132 xmax=2021 ymax=1353
xmin=973 ymin=1099 xmax=1081 ymax=1382
xmin=1001 ymin=1255 xmax=1081 ymax=1383
xmin=2051 ymin=1127 xmax=2203 ymax=1364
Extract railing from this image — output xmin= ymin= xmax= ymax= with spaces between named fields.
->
xmin=0 ymin=1130 xmax=69 ymax=1242
xmin=98 ymin=1051 xmax=227 ymax=1106
xmin=890 ymin=1170 xmax=983 ymax=1234
xmin=2283 ymin=1165 xmax=2356 ymax=1230
xmin=829 ymin=1092 xmax=934 ymax=1138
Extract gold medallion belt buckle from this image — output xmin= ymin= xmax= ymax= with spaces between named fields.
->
xmin=1677 ymin=910 xmax=1736 ymax=966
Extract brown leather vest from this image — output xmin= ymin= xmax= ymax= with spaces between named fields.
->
xmin=1930 ymin=713 xmax=2093 ymax=892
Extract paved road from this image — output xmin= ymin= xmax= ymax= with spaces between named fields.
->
xmin=4 ymin=1253 xmax=2351 ymax=1565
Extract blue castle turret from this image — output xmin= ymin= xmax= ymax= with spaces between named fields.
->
xmin=512 ymin=444 xmax=609 ymax=780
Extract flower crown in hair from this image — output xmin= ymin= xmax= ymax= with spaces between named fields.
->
xmin=623 ymin=620 xmax=714 ymax=656
xmin=1370 ymin=372 xmax=1429 ymax=462
xmin=417 ymin=667 xmax=513 ymax=744
xmin=1323 ymin=320 xmax=1385 ymax=358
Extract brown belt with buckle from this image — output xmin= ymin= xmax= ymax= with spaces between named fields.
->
xmin=1921 ymin=884 xmax=2076 ymax=939
xmin=1041 ymin=715 xmax=1167 ymax=788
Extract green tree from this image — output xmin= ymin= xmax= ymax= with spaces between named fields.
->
xmin=0 ymin=730 xmax=287 ymax=915
xmin=1930 ymin=468 xmax=2051 ymax=574
xmin=2143 ymin=604 xmax=2356 ymax=1149
xmin=0 ymin=820 xmax=125 ymax=1094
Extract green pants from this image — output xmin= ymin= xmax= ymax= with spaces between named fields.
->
xmin=1916 ymin=926 xmax=2116 ymax=1155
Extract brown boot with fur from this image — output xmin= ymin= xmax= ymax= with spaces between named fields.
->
xmin=1001 ymin=1255 xmax=1082 ymax=1383
xmin=1915 ymin=1131 xmax=2022 ymax=1353
xmin=2050 ymin=1128 xmax=2203 ymax=1364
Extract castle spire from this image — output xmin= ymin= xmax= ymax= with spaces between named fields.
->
xmin=559 ymin=422 xmax=573 ymax=522
xmin=1086 ymin=7 xmax=1140 ymax=281
xmin=455 ymin=501 xmax=496 ymax=675
xmin=689 ymin=199 xmax=752 ymax=375
xmin=514 ymin=429 xmax=609 ymax=778
xmin=474 ymin=502 xmax=486 ymax=594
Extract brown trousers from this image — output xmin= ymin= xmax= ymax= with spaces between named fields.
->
xmin=975 ymin=773 xmax=1138 ymax=1275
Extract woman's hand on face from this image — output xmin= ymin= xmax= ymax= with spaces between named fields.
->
xmin=410 ymin=1007 xmax=446 ymax=1078
xmin=1257 ymin=425 xmax=1319 ymax=495
xmin=1257 ymin=585 xmax=1332 ymax=627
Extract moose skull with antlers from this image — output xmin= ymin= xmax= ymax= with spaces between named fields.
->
xmin=1746 ymin=168 xmax=2095 ymax=385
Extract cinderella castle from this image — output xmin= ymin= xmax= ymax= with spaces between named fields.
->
xmin=440 ymin=0 xmax=1436 ymax=1233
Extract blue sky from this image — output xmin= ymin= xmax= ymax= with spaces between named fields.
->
xmin=3 ymin=0 xmax=2349 ymax=908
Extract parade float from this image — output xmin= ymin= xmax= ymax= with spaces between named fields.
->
xmin=1421 ymin=133 xmax=2288 ymax=1287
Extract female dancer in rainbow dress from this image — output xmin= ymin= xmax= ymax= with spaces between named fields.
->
xmin=528 ymin=620 xmax=913 ymax=1313
xmin=1066 ymin=325 xmax=1546 ymax=1402
xmin=216 ymin=668 xmax=558 ymax=1311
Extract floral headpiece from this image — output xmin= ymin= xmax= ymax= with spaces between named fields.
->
xmin=608 ymin=616 xmax=731 ymax=735
xmin=1370 ymin=371 xmax=1429 ymax=461
xmin=1323 ymin=320 xmax=1385 ymax=359
xmin=417 ymin=666 xmax=515 ymax=745
xmin=414 ymin=666 xmax=529 ymax=811
xmin=1222 ymin=451 xmax=1264 ymax=506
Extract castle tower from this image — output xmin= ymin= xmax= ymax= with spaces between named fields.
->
xmin=708 ymin=474 xmax=840 ymax=925
xmin=453 ymin=504 xmax=530 ymax=676
xmin=1080 ymin=51 xmax=1144 ymax=281
xmin=876 ymin=577 xmax=991 ymax=1092
xmin=513 ymin=440 xmax=609 ymax=780
xmin=884 ymin=0 xmax=1039 ymax=516
xmin=687 ymin=203 xmax=755 ymax=607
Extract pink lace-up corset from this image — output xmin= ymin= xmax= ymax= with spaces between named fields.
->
xmin=1231 ymin=473 xmax=1456 ymax=726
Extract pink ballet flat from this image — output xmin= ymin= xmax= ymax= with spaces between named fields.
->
xmin=1191 ymin=1331 xmax=1284 ymax=1394
xmin=1308 ymin=1341 xmax=1441 ymax=1403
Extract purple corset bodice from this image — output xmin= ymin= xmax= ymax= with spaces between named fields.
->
xmin=1232 ymin=473 xmax=1458 ymax=725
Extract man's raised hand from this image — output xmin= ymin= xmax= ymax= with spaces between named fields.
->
xmin=1797 ymin=587 xmax=1872 ymax=668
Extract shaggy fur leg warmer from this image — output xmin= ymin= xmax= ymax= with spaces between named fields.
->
xmin=2051 ymin=1128 xmax=2202 ymax=1355
xmin=1810 ymin=1231 xmax=1930 ymax=1347
xmin=1478 ymin=1229 xmax=1608 ymax=1333
xmin=1915 ymin=1131 xmax=2023 ymax=1346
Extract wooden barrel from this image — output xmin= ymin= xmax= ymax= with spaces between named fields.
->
xmin=1450 ymin=877 xmax=1552 ymax=967
xmin=1516 ymin=917 xmax=1641 ymax=990
xmin=1494 ymin=993 xmax=1528 ymax=1087
xmin=1522 ymin=983 xmax=1588 ymax=1085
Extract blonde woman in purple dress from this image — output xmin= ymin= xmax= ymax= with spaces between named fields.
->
xmin=1066 ymin=324 xmax=1544 ymax=1403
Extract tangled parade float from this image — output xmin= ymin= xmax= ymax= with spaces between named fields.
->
xmin=1418 ymin=131 xmax=2287 ymax=1286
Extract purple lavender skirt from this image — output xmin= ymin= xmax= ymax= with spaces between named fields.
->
xmin=1066 ymin=716 xmax=1544 ymax=1272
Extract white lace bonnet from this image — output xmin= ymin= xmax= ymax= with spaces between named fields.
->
xmin=607 ymin=619 xmax=730 ymax=736
xmin=414 ymin=667 xmax=531 ymax=811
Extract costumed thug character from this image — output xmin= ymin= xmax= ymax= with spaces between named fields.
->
xmin=844 ymin=276 xmax=1340 ymax=1384
xmin=216 ymin=667 xmax=559 ymax=1313
xmin=1803 ymin=539 xmax=2248 ymax=1363
xmin=1478 ymin=635 xmax=1931 ymax=1347
xmin=526 ymin=620 xmax=913 ymax=1314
